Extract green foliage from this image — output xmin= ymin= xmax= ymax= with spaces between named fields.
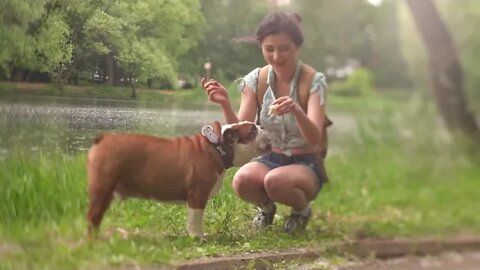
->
xmin=399 ymin=0 xmax=480 ymax=112
xmin=330 ymin=67 xmax=375 ymax=97
xmin=87 ymin=0 xmax=206 ymax=85
xmin=83 ymin=9 xmax=124 ymax=55
xmin=35 ymin=12 xmax=73 ymax=79
xmin=179 ymin=0 xmax=267 ymax=81
xmin=0 ymin=0 xmax=205 ymax=86
xmin=398 ymin=1 xmax=429 ymax=92
xmin=295 ymin=0 xmax=411 ymax=88
xmin=437 ymin=0 xmax=480 ymax=112
xmin=2 ymin=0 xmax=479 ymax=101
xmin=0 ymin=0 xmax=49 ymax=76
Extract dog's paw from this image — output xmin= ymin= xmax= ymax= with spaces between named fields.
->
xmin=187 ymin=233 xmax=207 ymax=243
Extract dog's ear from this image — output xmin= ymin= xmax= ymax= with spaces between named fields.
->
xmin=230 ymin=121 xmax=258 ymax=144
xmin=222 ymin=128 xmax=240 ymax=146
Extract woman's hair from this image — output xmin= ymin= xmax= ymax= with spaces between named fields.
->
xmin=234 ymin=11 xmax=304 ymax=47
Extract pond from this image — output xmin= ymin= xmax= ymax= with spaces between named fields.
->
xmin=0 ymin=93 xmax=356 ymax=159
xmin=0 ymin=94 xmax=224 ymax=157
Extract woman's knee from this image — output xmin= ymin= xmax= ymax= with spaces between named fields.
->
xmin=264 ymin=171 xmax=289 ymax=198
xmin=264 ymin=167 xmax=316 ymax=200
xmin=233 ymin=163 xmax=269 ymax=194
xmin=232 ymin=173 xmax=248 ymax=196
xmin=232 ymin=169 xmax=260 ymax=197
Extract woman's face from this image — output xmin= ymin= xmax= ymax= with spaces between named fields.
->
xmin=261 ymin=33 xmax=299 ymax=73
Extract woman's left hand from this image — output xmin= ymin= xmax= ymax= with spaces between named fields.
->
xmin=272 ymin=96 xmax=302 ymax=116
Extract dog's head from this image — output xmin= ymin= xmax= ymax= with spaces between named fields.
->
xmin=220 ymin=121 xmax=259 ymax=146
xmin=219 ymin=122 xmax=272 ymax=167
xmin=202 ymin=121 xmax=271 ymax=167
xmin=204 ymin=121 xmax=271 ymax=168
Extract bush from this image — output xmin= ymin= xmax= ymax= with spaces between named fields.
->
xmin=330 ymin=67 xmax=375 ymax=97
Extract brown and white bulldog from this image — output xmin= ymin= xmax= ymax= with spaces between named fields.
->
xmin=86 ymin=121 xmax=269 ymax=239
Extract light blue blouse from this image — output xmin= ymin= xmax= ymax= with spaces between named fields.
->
xmin=239 ymin=61 xmax=327 ymax=155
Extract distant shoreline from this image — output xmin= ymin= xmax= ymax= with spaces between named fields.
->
xmin=0 ymin=81 xmax=220 ymax=105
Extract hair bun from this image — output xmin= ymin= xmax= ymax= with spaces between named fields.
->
xmin=288 ymin=12 xmax=302 ymax=24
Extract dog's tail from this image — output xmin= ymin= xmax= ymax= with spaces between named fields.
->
xmin=88 ymin=134 xmax=104 ymax=164
xmin=93 ymin=134 xmax=105 ymax=145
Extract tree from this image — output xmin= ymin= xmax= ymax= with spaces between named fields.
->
xmin=180 ymin=0 xmax=266 ymax=83
xmin=1 ymin=0 xmax=206 ymax=90
xmin=294 ymin=0 xmax=410 ymax=88
xmin=35 ymin=11 xmax=73 ymax=84
xmin=0 ymin=0 xmax=71 ymax=81
xmin=81 ymin=0 xmax=205 ymax=90
xmin=436 ymin=0 xmax=480 ymax=112
xmin=406 ymin=0 xmax=480 ymax=143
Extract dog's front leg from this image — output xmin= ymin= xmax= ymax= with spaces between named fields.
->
xmin=186 ymin=206 xmax=205 ymax=239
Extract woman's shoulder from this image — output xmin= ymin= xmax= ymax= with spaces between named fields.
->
xmin=245 ymin=67 xmax=261 ymax=80
xmin=298 ymin=62 xmax=326 ymax=87
xmin=240 ymin=67 xmax=261 ymax=93
xmin=311 ymin=71 xmax=327 ymax=91
xmin=308 ymin=71 xmax=327 ymax=105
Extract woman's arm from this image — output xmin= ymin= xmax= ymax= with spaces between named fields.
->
xmin=218 ymin=99 xmax=239 ymax=124
xmin=293 ymin=91 xmax=325 ymax=147
xmin=201 ymin=78 xmax=257 ymax=124
xmin=237 ymin=85 xmax=258 ymax=122
xmin=271 ymin=91 xmax=325 ymax=147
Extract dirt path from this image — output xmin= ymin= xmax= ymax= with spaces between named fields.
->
xmin=173 ymin=235 xmax=480 ymax=270
xmin=339 ymin=251 xmax=480 ymax=270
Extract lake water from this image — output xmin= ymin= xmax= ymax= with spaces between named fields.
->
xmin=0 ymin=94 xmax=224 ymax=157
xmin=0 ymin=93 xmax=356 ymax=159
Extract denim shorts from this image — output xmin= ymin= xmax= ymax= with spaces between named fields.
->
xmin=252 ymin=152 xmax=324 ymax=196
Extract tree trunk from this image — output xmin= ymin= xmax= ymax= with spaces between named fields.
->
xmin=406 ymin=0 xmax=480 ymax=143
xmin=105 ymin=53 xmax=114 ymax=85
xmin=131 ymin=77 xmax=137 ymax=98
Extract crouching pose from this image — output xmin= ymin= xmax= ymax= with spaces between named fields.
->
xmin=201 ymin=11 xmax=331 ymax=233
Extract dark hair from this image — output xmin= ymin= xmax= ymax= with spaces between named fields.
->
xmin=234 ymin=11 xmax=304 ymax=47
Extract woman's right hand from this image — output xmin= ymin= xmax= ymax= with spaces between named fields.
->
xmin=201 ymin=77 xmax=230 ymax=106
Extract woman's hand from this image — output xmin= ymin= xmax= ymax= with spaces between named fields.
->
xmin=201 ymin=78 xmax=229 ymax=106
xmin=271 ymin=96 xmax=302 ymax=116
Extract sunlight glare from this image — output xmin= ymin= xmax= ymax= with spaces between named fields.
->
xmin=367 ymin=0 xmax=383 ymax=7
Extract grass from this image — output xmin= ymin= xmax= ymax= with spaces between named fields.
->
xmin=0 ymin=81 xmax=228 ymax=107
xmin=1 ymin=83 xmax=479 ymax=269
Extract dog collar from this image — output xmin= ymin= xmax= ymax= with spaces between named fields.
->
xmin=201 ymin=125 xmax=233 ymax=169
xmin=202 ymin=125 xmax=219 ymax=144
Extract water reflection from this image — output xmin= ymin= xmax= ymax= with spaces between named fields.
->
xmin=0 ymin=95 xmax=223 ymax=156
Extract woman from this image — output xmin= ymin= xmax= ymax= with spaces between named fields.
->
xmin=201 ymin=11 xmax=328 ymax=233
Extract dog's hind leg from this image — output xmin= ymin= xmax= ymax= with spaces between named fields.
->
xmin=86 ymin=178 xmax=115 ymax=239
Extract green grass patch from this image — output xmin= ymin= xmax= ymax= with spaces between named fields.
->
xmin=0 ymin=81 xmax=237 ymax=108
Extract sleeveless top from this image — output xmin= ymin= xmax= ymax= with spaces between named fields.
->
xmin=239 ymin=61 xmax=327 ymax=155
